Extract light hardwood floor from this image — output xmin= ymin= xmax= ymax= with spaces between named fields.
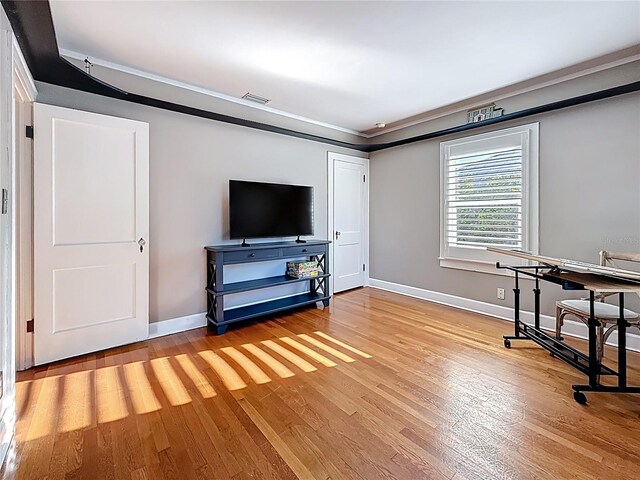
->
xmin=4 ymin=287 xmax=640 ymax=479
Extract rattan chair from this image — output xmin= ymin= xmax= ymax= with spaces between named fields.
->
xmin=555 ymin=250 xmax=640 ymax=365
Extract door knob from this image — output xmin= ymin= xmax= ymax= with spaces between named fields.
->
xmin=138 ymin=237 xmax=146 ymax=253
xmin=335 ymin=231 xmax=341 ymax=239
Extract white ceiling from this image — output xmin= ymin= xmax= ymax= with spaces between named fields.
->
xmin=50 ymin=1 xmax=640 ymax=134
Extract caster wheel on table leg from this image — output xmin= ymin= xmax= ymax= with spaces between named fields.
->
xmin=504 ymin=339 xmax=511 ymax=349
xmin=573 ymin=391 xmax=587 ymax=405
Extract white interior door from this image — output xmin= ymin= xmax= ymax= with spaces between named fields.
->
xmin=332 ymin=156 xmax=367 ymax=293
xmin=34 ymin=103 xmax=149 ymax=365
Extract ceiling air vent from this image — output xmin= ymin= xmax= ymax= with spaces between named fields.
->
xmin=242 ymin=92 xmax=271 ymax=105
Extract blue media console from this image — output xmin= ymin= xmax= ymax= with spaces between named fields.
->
xmin=204 ymin=240 xmax=331 ymax=334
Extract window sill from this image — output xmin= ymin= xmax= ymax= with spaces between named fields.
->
xmin=438 ymin=257 xmax=516 ymax=277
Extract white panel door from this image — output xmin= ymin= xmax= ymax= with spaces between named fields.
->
xmin=333 ymin=159 xmax=366 ymax=293
xmin=34 ymin=103 xmax=149 ymax=365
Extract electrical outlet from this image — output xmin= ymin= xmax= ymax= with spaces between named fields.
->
xmin=497 ymin=288 xmax=505 ymax=300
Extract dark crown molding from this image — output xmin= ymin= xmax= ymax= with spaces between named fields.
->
xmin=3 ymin=0 xmax=639 ymax=153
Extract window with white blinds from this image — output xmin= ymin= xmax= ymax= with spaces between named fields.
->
xmin=440 ymin=123 xmax=539 ymax=273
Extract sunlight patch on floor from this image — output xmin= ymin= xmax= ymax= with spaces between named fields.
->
xmin=280 ymin=337 xmax=338 ymax=367
xmin=123 ymin=361 xmax=162 ymax=414
xmin=25 ymin=375 xmax=60 ymax=441
xmin=175 ymin=354 xmax=217 ymax=398
xmin=199 ymin=350 xmax=247 ymax=391
xmin=313 ymin=331 xmax=372 ymax=358
xmin=58 ymin=370 xmax=93 ymax=432
xmin=150 ymin=357 xmax=193 ymax=406
xmin=96 ymin=366 xmax=129 ymax=423
xmin=241 ymin=343 xmax=295 ymax=379
xmin=220 ymin=347 xmax=271 ymax=384
xmin=17 ymin=332 xmax=372 ymax=441
xmin=261 ymin=340 xmax=318 ymax=373
xmin=298 ymin=334 xmax=356 ymax=363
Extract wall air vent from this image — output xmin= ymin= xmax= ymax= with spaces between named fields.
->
xmin=242 ymin=92 xmax=271 ymax=105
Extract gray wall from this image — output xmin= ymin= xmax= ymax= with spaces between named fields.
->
xmin=36 ymin=58 xmax=640 ymax=324
xmin=36 ymin=81 xmax=365 ymax=324
xmin=370 ymin=87 xmax=640 ymax=315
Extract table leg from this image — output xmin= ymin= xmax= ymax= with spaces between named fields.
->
xmin=513 ymin=272 xmax=520 ymax=338
xmin=618 ymin=293 xmax=627 ymax=388
xmin=533 ymin=277 xmax=540 ymax=330
xmin=588 ymin=291 xmax=598 ymax=388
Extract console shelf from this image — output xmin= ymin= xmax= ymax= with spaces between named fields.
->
xmin=221 ymin=292 xmax=328 ymax=325
xmin=207 ymin=273 xmax=330 ymax=296
xmin=204 ymin=240 xmax=330 ymax=334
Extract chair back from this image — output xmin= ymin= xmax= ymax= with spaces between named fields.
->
xmin=599 ymin=250 xmax=640 ymax=267
xmin=600 ymin=250 xmax=640 ymax=300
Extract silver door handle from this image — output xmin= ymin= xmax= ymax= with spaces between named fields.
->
xmin=335 ymin=231 xmax=341 ymax=239
xmin=138 ymin=237 xmax=146 ymax=253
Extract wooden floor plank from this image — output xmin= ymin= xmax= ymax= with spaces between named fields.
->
xmin=5 ymin=287 xmax=640 ymax=479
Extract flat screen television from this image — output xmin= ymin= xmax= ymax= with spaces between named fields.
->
xmin=229 ymin=180 xmax=314 ymax=241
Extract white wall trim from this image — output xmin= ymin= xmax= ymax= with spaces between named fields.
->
xmin=12 ymin=39 xmax=36 ymax=102
xmin=368 ymin=278 xmax=640 ymax=353
xmin=61 ymin=48 xmax=639 ymax=141
xmin=327 ymin=152 xmax=370 ymax=295
xmin=14 ymin=101 xmax=32 ymax=372
xmin=60 ymin=48 xmax=365 ymax=138
xmin=148 ymin=312 xmax=207 ymax=340
xmin=13 ymin=39 xmax=36 ymax=372
xmin=438 ymin=258 xmax=516 ymax=277
xmin=0 ymin=21 xmax=17 ymax=470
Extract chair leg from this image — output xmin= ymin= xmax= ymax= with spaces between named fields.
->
xmin=596 ymin=325 xmax=605 ymax=384
xmin=555 ymin=308 xmax=566 ymax=340
xmin=602 ymin=324 xmax=619 ymax=359
xmin=598 ymin=326 xmax=605 ymax=360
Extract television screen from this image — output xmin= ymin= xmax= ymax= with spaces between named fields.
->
xmin=229 ymin=180 xmax=314 ymax=239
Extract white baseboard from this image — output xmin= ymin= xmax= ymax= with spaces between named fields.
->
xmin=148 ymin=280 xmax=640 ymax=353
xmin=147 ymin=291 xmax=311 ymax=340
xmin=368 ymin=278 xmax=640 ymax=353
xmin=148 ymin=312 xmax=207 ymax=339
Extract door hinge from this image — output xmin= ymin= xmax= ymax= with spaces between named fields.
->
xmin=363 ymin=174 xmax=366 ymax=182
xmin=363 ymin=263 xmax=366 ymax=272
xmin=25 ymin=125 xmax=33 ymax=138
xmin=27 ymin=319 xmax=34 ymax=333
xmin=1 ymin=188 xmax=7 ymax=215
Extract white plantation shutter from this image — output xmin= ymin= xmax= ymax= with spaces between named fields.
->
xmin=440 ymin=124 xmax=539 ymax=272
xmin=445 ymin=145 xmax=524 ymax=248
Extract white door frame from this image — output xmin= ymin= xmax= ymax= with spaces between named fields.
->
xmin=0 ymin=29 xmax=35 ymax=467
xmin=327 ymin=152 xmax=369 ymax=296
xmin=0 ymin=27 xmax=14 ymax=468
xmin=13 ymin=39 xmax=36 ymax=371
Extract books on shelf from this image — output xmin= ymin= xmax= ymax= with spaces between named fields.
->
xmin=287 ymin=260 xmax=322 ymax=279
